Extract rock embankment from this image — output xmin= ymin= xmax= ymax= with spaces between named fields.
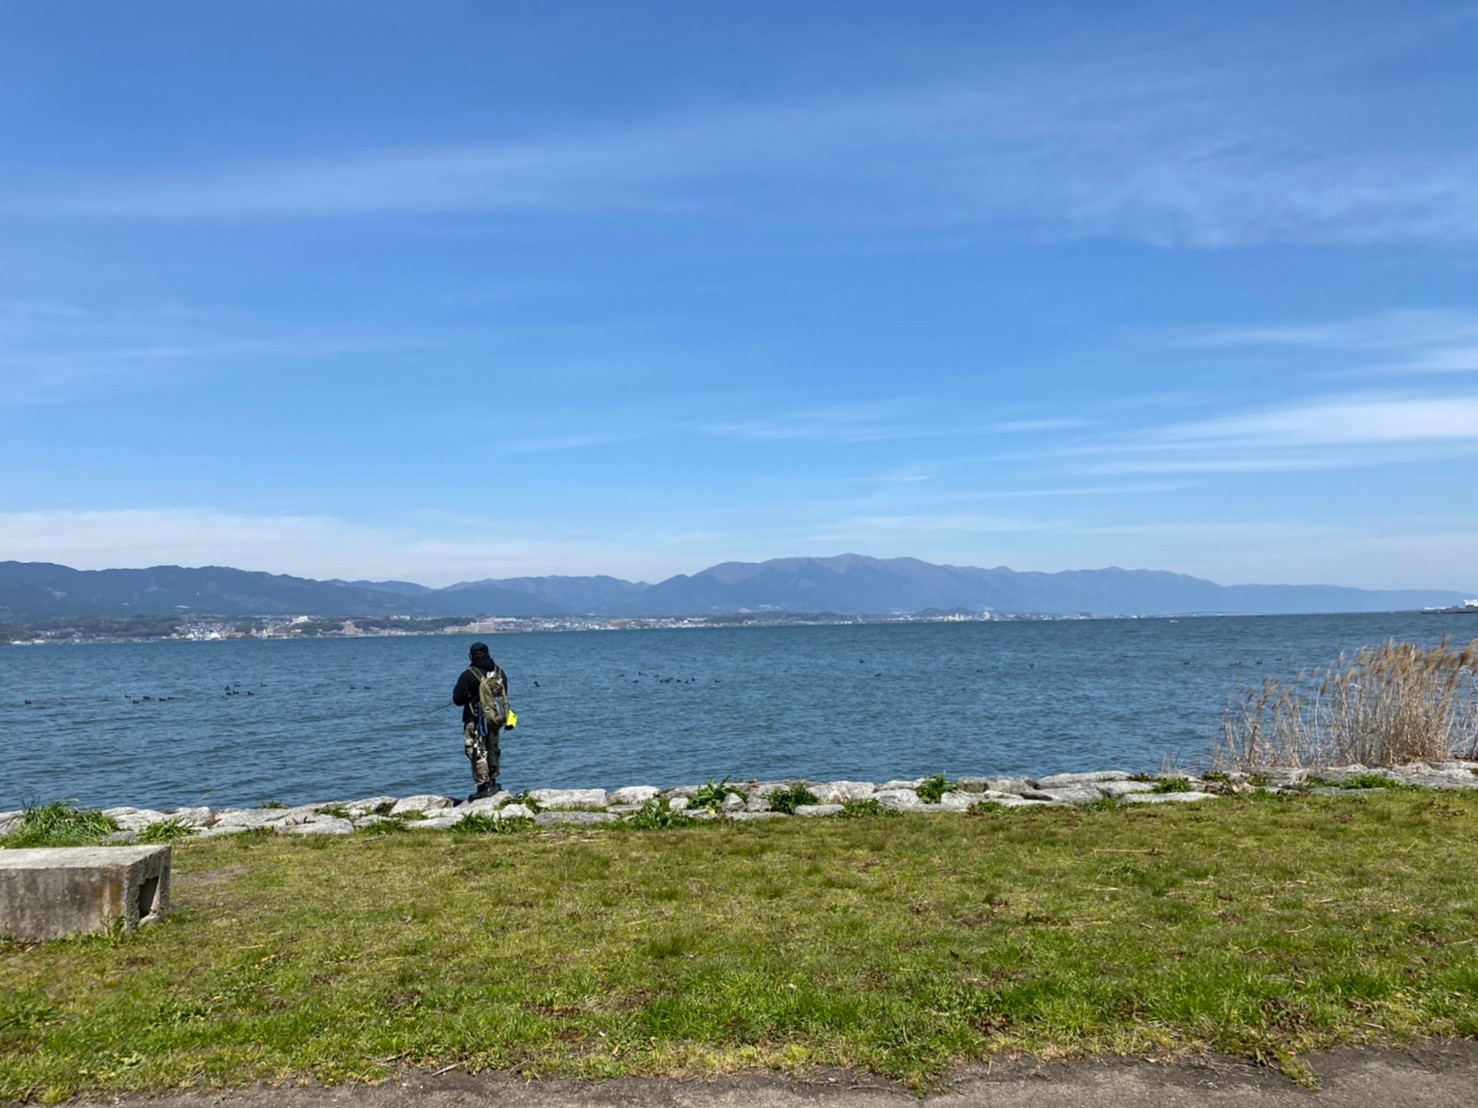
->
xmin=4 ymin=761 xmax=1476 ymax=841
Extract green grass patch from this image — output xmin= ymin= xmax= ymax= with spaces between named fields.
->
xmin=454 ymin=812 xmax=535 ymax=834
xmin=136 ymin=818 xmax=199 ymax=844
xmin=1340 ymin=773 xmax=1412 ymax=791
xmin=0 ymin=801 xmax=118 ymax=848
xmin=2 ymin=791 xmax=1478 ymax=1101
xmin=1151 ymin=777 xmax=1194 ymax=794
xmin=839 ymin=798 xmax=891 ymax=819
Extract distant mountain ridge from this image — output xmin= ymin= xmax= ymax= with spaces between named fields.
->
xmin=1 ymin=556 xmax=1470 ymax=621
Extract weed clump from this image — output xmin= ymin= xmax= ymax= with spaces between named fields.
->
xmin=2 ymin=802 xmax=118 ymax=848
xmin=916 ymin=774 xmax=952 ymax=804
xmin=691 ymin=777 xmax=747 ymax=812
xmin=1219 ymin=638 xmax=1478 ymax=770
xmin=1151 ymin=777 xmax=1194 ymax=794
xmin=625 ymin=798 xmax=695 ymax=830
xmin=765 ymin=781 xmax=820 ymax=815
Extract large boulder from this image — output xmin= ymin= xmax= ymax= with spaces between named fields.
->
xmin=526 ymin=788 xmax=608 ymax=810
xmin=1022 ymin=785 xmax=1103 ymax=805
xmin=101 ymin=808 xmax=166 ymax=832
xmin=391 ymin=795 xmax=454 ymax=816
xmin=812 ymin=781 xmax=877 ymax=804
xmin=609 ymin=786 xmax=660 ymax=806
xmin=1035 ymin=771 xmax=1129 ymax=788
xmin=281 ymin=817 xmax=354 ymax=835
xmin=873 ymin=789 xmax=925 ymax=811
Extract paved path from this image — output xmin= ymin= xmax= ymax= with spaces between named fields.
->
xmin=55 ymin=1043 xmax=1478 ymax=1108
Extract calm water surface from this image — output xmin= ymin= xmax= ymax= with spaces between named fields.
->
xmin=0 ymin=613 xmax=1463 ymax=809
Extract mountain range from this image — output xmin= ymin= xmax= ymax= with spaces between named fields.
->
xmin=0 ymin=556 xmax=1470 ymax=621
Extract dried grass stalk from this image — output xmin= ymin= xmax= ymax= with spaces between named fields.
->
xmin=1218 ymin=637 xmax=1478 ymax=769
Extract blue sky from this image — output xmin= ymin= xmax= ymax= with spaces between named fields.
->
xmin=2 ymin=1 xmax=1476 ymax=589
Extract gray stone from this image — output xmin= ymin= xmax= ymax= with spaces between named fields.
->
xmin=1123 ymin=791 xmax=1216 ymax=804
xmin=526 ymin=788 xmax=608 ymax=810
xmin=873 ymin=789 xmax=925 ymax=811
xmin=754 ymin=781 xmax=800 ymax=797
xmin=1097 ymin=780 xmax=1157 ymax=797
xmin=687 ymin=810 xmax=720 ymax=821
xmin=728 ymin=811 xmax=786 ymax=821
xmin=879 ymin=778 xmax=925 ymax=791
xmin=659 ymin=785 xmax=701 ymax=799
xmin=408 ymin=814 xmax=463 ymax=831
xmin=533 ymin=810 xmax=618 ymax=826
xmin=745 ymin=795 xmax=772 ymax=813
xmin=390 ymin=795 xmax=454 ymax=816
xmin=496 ymin=804 xmax=535 ymax=820
xmin=1035 ymin=771 xmax=1130 ymax=787
xmin=721 ymin=792 xmax=747 ymax=812
xmin=813 ymin=781 xmax=877 ymax=804
xmin=936 ymin=792 xmax=977 ymax=810
xmin=458 ymin=794 xmax=513 ymax=814
xmin=281 ymin=817 xmax=355 ymax=836
xmin=211 ymin=809 xmax=290 ymax=831
xmin=986 ymin=777 xmax=1033 ymax=795
xmin=102 ymin=807 xmax=166 ymax=832
xmin=954 ymin=777 xmax=992 ymax=793
xmin=345 ymin=796 xmax=398 ymax=816
xmin=609 ymin=786 xmax=660 ymax=806
xmin=0 ymin=845 xmax=171 ymax=941
xmin=1022 ymin=785 xmax=1103 ymax=805
xmin=794 ymin=804 xmax=844 ymax=818
xmin=167 ymin=807 xmax=213 ymax=826
xmin=668 ymin=797 xmax=691 ymax=812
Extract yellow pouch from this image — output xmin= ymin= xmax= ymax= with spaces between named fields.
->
xmin=505 ymin=708 xmax=518 ymax=730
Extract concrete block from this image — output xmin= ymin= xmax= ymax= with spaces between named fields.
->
xmin=0 ymin=845 xmax=171 ymax=941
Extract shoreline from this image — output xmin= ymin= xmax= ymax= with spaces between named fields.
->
xmin=6 ymin=761 xmax=1476 ymax=842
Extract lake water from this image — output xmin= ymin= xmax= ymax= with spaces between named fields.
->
xmin=0 ymin=613 xmax=1466 ymax=811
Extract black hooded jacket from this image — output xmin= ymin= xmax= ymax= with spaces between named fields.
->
xmin=452 ymin=652 xmax=509 ymax=727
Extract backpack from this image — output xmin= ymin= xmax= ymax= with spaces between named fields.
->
xmin=471 ymin=665 xmax=508 ymax=736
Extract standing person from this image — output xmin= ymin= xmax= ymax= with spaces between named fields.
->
xmin=452 ymin=642 xmax=509 ymax=801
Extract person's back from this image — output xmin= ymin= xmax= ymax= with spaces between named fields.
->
xmin=451 ymin=642 xmax=509 ymax=800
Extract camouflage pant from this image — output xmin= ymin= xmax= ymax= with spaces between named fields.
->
xmin=463 ymin=719 xmax=501 ymax=787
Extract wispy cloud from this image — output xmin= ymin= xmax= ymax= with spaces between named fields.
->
xmin=1050 ymin=388 xmax=1478 ymax=476
xmin=1176 ymin=308 xmax=1478 ymax=378
xmin=695 ymin=402 xmax=923 ymax=444
xmin=14 ymin=49 xmax=1478 ymax=249
xmin=0 ymin=301 xmax=428 ymax=405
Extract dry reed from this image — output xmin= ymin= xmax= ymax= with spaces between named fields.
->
xmin=1218 ymin=637 xmax=1478 ymax=769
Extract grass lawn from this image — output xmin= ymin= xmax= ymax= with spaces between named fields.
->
xmin=3 ymin=790 xmax=1478 ymax=1101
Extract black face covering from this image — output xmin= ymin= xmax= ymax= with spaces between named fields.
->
xmin=469 ymin=644 xmax=494 ymax=668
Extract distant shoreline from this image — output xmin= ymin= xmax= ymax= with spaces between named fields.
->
xmin=5 ymin=607 xmax=1454 ymax=647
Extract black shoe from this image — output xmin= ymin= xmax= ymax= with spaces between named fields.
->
xmin=470 ymin=782 xmax=499 ymax=802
